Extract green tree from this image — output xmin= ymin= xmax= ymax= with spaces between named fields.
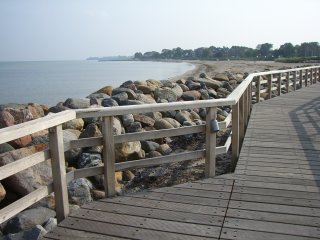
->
xmin=278 ymin=43 xmax=296 ymax=57
xmin=256 ymin=43 xmax=273 ymax=58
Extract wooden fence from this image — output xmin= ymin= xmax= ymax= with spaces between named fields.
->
xmin=0 ymin=66 xmax=319 ymax=224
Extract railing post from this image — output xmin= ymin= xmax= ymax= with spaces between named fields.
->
xmin=256 ymin=76 xmax=261 ymax=103
xmin=305 ymin=69 xmax=308 ymax=87
xmin=231 ymin=102 xmax=239 ymax=171
xmin=277 ymin=73 xmax=282 ymax=95
xmin=286 ymin=72 xmax=290 ymax=93
xmin=102 ymin=116 xmax=116 ymax=197
xmin=293 ymin=71 xmax=297 ymax=90
xmin=239 ymin=95 xmax=245 ymax=147
xmin=49 ymin=125 xmax=69 ymax=223
xmin=310 ymin=68 xmax=313 ymax=84
xmin=205 ymin=107 xmax=217 ymax=178
xmin=267 ymin=74 xmax=272 ymax=99
xmin=299 ymin=70 xmax=303 ymax=88
xmin=243 ymin=88 xmax=249 ymax=129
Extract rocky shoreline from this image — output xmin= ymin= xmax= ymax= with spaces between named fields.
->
xmin=0 ymin=60 xmax=310 ymax=239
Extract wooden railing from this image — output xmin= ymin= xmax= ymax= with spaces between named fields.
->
xmin=0 ymin=65 xmax=319 ymax=224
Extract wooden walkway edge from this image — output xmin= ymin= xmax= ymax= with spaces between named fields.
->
xmin=44 ymin=85 xmax=320 ymax=240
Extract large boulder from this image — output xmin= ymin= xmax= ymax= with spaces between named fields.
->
xmin=79 ymin=123 xmax=102 ymax=154
xmin=141 ymin=141 xmax=160 ymax=152
xmin=0 ymin=145 xmax=51 ymax=196
xmin=3 ymin=225 xmax=47 ymax=240
xmin=146 ymin=79 xmax=162 ymax=88
xmin=181 ymin=90 xmax=201 ymax=101
xmin=63 ymin=129 xmax=82 ymax=164
xmin=111 ymin=92 xmax=128 ymax=105
xmin=95 ymin=86 xmax=113 ymax=96
xmin=194 ymin=78 xmax=223 ymax=90
xmin=62 ymin=118 xmax=84 ymax=131
xmin=136 ymin=85 xmax=155 ymax=94
xmin=154 ymin=88 xmax=178 ymax=102
xmin=0 ymin=110 xmax=14 ymax=128
xmin=115 ymin=141 xmax=141 ymax=162
xmin=136 ymin=93 xmax=156 ymax=104
xmin=2 ymin=207 xmax=55 ymax=234
xmin=0 ymin=143 xmax=15 ymax=154
xmin=121 ymin=114 xmax=134 ymax=127
xmin=154 ymin=119 xmax=174 ymax=130
xmin=214 ymin=73 xmax=229 ymax=81
xmin=63 ymin=98 xmax=90 ymax=109
xmin=112 ymin=88 xmax=137 ymax=100
xmin=133 ymin=114 xmax=155 ymax=127
xmin=175 ymin=111 xmax=193 ymax=124
xmin=67 ymin=178 xmax=93 ymax=205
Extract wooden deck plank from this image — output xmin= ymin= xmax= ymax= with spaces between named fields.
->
xmin=70 ymin=208 xmax=221 ymax=238
xmin=59 ymin=217 xmax=217 ymax=240
xmin=223 ymin=218 xmax=320 ymax=238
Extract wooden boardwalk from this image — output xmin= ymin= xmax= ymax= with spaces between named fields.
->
xmin=44 ymin=85 xmax=320 ymax=240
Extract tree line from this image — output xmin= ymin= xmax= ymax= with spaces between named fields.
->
xmin=134 ymin=42 xmax=320 ymax=61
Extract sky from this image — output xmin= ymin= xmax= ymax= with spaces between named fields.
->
xmin=0 ymin=0 xmax=319 ymax=61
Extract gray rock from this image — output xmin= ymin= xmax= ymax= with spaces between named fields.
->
xmin=63 ymin=98 xmax=90 ymax=109
xmin=183 ymin=121 xmax=196 ymax=127
xmin=154 ymin=88 xmax=177 ymax=102
xmin=86 ymin=93 xmax=109 ymax=99
xmin=161 ymin=110 xmax=177 ymax=119
xmin=171 ymin=84 xmax=183 ymax=98
xmin=194 ymin=78 xmax=223 ymax=90
xmin=179 ymin=84 xmax=189 ymax=92
xmin=148 ymin=151 xmax=162 ymax=158
xmin=208 ymin=89 xmax=218 ymax=98
xmin=101 ymin=98 xmax=119 ymax=107
xmin=199 ymin=89 xmax=210 ymax=100
xmin=181 ymin=90 xmax=201 ymax=101
xmin=3 ymin=207 xmax=55 ymax=234
xmin=78 ymin=153 xmax=102 ymax=169
xmin=48 ymin=104 xmax=70 ymax=113
xmin=43 ymin=217 xmax=57 ymax=232
xmin=68 ymin=178 xmax=93 ymax=205
xmin=186 ymin=80 xmax=201 ymax=90
xmin=89 ymin=97 xmax=102 ymax=106
xmin=122 ymin=114 xmax=134 ymax=127
xmin=3 ymin=225 xmax=47 ymax=240
xmin=112 ymin=87 xmax=137 ymax=100
xmin=0 ymin=146 xmax=52 ymax=196
xmin=161 ymin=80 xmax=174 ymax=88
xmin=63 ymin=129 xmax=82 ymax=164
xmin=79 ymin=123 xmax=102 ymax=139
xmin=175 ymin=111 xmax=192 ymax=124
xmin=141 ymin=141 xmax=160 ymax=152
xmin=0 ymin=143 xmax=14 ymax=154
xmin=214 ymin=73 xmax=229 ymax=81
xmin=111 ymin=92 xmax=128 ymax=105
xmin=120 ymin=80 xmax=134 ymax=88
xmin=126 ymin=122 xmax=143 ymax=133
xmin=136 ymin=93 xmax=156 ymax=104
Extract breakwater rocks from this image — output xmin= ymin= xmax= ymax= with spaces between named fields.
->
xmin=0 ymin=71 xmax=245 ymax=238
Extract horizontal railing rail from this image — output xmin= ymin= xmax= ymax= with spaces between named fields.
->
xmin=0 ymin=65 xmax=319 ymax=225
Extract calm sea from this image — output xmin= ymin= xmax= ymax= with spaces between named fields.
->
xmin=0 ymin=60 xmax=194 ymax=106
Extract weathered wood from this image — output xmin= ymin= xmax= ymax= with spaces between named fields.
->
xmin=238 ymin=95 xmax=245 ymax=146
xmin=267 ymin=74 xmax=272 ymax=99
xmin=49 ymin=125 xmax=69 ymax=222
xmin=0 ymin=184 xmax=53 ymax=224
xmin=205 ymin=107 xmax=216 ymax=178
xmin=299 ymin=69 xmax=303 ymax=87
xmin=231 ymin=101 xmax=239 ymax=170
xmin=102 ymin=116 xmax=116 ymax=197
xmin=0 ymin=110 xmax=75 ymax=145
xmin=286 ymin=72 xmax=290 ymax=93
xmin=115 ymin=150 xmax=206 ymax=171
xmin=255 ymin=76 xmax=261 ymax=103
xmin=0 ymin=149 xmax=50 ymax=181
xmin=293 ymin=70 xmax=297 ymax=90
xmin=305 ymin=69 xmax=308 ymax=86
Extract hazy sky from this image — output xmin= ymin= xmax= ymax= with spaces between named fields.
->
xmin=1 ymin=0 xmax=319 ymax=61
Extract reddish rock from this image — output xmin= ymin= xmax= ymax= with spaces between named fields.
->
xmin=0 ymin=145 xmax=52 ymax=196
xmin=95 ymin=86 xmax=113 ymax=96
xmin=0 ymin=111 xmax=14 ymax=128
xmin=10 ymin=135 xmax=33 ymax=148
xmin=133 ymin=114 xmax=155 ymax=127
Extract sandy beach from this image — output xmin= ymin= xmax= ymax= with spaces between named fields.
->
xmin=170 ymin=60 xmax=312 ymax=81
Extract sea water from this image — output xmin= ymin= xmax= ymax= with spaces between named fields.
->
xmin=0 ymin=60 xmax=194 ymax=106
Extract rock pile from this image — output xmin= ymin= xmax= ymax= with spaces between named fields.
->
xmin=0 ymin=71 xmax=245 ymax=238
